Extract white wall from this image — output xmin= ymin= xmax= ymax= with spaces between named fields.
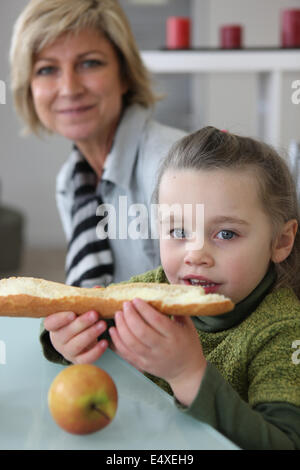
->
xmin=202 ymin=0 xmax=300 ymax=148
xmin=209 ymin=0 xmax=300 ymax=47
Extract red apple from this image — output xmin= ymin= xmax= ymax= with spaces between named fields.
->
xmin=48 ymin=364 xmax=118 ymax=435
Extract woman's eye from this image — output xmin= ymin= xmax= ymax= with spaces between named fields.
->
xmin=216 ymin=230 xmax=236 ymax=240
xmin=80 ymin=59 xmax=103 ymax=69
xmin=170 ymin=228 xmax=186 ymax=239
xmin=36 ymin=66 xmax=56 ymax=76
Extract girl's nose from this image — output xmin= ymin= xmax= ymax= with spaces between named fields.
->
xmin=183 ymin=245 xmax=214 ymax=267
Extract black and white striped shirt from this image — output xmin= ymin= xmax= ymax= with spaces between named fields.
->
xmin=65 ymin=155 xmax=114 ymax=287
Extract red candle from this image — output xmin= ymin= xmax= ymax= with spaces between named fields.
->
xmin=166 ymin=17 xmax=190 ymax=49
xmin=281 ymin=9 xmax=300 ymax=48
xmin=220 ymin=25 xmax=243 ymax=49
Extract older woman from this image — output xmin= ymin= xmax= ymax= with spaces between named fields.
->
xmin=10 ymin=0 xmax=185 ymax=289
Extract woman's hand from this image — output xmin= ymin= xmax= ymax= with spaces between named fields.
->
xmin=109 ymin=298 xmax=207 ymax=406
xmin=44 ymin=310 xmax=108 ymax=364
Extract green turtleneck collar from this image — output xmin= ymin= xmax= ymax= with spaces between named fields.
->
xmin=193 ymin=264 xmax=277 ymax=333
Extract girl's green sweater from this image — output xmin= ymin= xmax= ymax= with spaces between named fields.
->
xmin=125 ymin=265 xmax=300 ymax=450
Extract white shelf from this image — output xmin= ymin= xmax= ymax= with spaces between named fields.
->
xmin=141 ymin=49 xmax=300 ymax=148
xmin=141 ymin=50 xmax=300 ymax=73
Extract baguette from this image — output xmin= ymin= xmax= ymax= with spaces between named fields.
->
xmin=0 ymin=276 xmax=234 ymax=318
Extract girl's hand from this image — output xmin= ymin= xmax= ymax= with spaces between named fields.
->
xmin=109 ymin=298 xmax=207 ymax=406
xmin=44 ymin=310 xmax=108 ymax=364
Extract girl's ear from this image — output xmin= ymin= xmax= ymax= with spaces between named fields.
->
xmin=271 ymin=219 xmax=298 ymax=263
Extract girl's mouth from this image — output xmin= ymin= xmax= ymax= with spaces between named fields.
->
xmin=183 ymin=276 xmax=221 ymax=294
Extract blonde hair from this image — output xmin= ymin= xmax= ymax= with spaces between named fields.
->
xmin=10 ymin=0 xmax=158 ymax=135
xmin=153 ymin=126 xmax=300 ymax=298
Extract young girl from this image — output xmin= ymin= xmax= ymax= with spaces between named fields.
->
xmin=41 ymin=127 xmax=300 ymax=450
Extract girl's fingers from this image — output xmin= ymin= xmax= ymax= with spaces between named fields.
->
xmin=114 ymin=309 xmax=150 ymax=355
xmin=131 ymin=298 xmax=174 ymax=337
xmin=109 ymin=324 xmax=129 ymax=357
xmin=122 ymin=301 xmax=161 ymax=348
xmin=74 ymin=339 xmax=108 ymax=364
xmin=109 ymin=325 xmax=142 ymax=368
xmin=62 ymin=319 xmax=107 ymax=357
xmin=44 ymin=311 xmax=76 ymax=331
xmin=50 ymin=310 xmax=100 ymax=345
xmin=67 ymin=310 xmax=101 ymax=338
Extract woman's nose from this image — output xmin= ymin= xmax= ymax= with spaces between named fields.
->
xmin=59 ymin=67 xmax=84 ymax=96
xmin=183 ymin=245 xmax=214 ymax=267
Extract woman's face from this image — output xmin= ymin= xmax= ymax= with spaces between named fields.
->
xmin=31 ymin=28 xmax=128 ymax=143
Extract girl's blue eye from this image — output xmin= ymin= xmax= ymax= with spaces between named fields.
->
xmin=171 ymin=228 xmax=186 ymax=239
xmin=216 ymin=230 xmax=236 ymax=240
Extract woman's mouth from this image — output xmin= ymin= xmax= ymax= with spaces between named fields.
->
xmin=57 ymin=104 xmax=96 ymax=115
xmin=182 ymin=276 xmax=221 ymax=294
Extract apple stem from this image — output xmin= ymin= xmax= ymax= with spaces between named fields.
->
xmin=91 ymin=404 xmax=110 ymax=421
